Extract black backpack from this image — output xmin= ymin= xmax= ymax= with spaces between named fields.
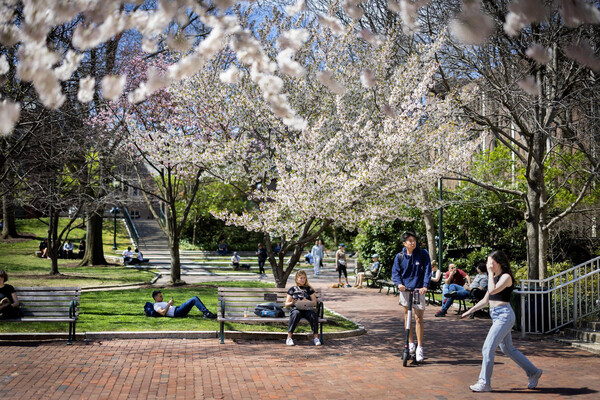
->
xmin=144 ymin=302 xmax=161 ymax=317
xmin=254 ymin=302 xmax=285 ymax=318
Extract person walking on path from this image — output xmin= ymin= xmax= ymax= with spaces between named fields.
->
xmin=335 ymin=243 xmax=350 ymax=287
xmin=311 ymin=239 xmax=324 ymax=276
xmin=461 ymin=250 xmax=542 ymax=392
xmin=256 ymin=243 xmax=268 ymax=276
xmin=392 ymin=231 xmax=431 ymax=363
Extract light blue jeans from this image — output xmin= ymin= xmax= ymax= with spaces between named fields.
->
xmin=479 ymin=304 xmax=538 ymax=386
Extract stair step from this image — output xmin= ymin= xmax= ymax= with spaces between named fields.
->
xmin=554 ymin=337 xmax=600 ymax=355
xmin=564 ymin=328 xmax=599 ymax=344
xmin=582 ymin=321 xmax=600 ymax=331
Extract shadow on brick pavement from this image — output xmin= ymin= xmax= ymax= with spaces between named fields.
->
xmin=1 ymin=281 xmax=599 ymax=399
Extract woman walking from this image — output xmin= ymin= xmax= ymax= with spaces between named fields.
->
xmin=461 ymin=250 xmax=542 ymax=392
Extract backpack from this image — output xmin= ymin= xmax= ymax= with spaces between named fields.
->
xmin=254 ymin=302 xmax=285 ymax=318
xmin=144 ymin=302 xmax=161 ymax=317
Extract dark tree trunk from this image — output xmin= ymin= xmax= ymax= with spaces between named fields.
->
xmin=1 ymin=192 xmax=19 ymax=239
xmin=48 ymin=210 xmax=60 ymax=275
xmin=79 ymin=210 xmax=107 ymax=266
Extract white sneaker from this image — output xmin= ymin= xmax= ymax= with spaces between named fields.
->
xmin=314 ymin=338 xmax=322 ymax=346
xmin=528 ymin=369 xmax=542 ymax=389
xmin=470 ymin=381 xmax=492 ymax=392
xmin=286 ymin=338 xmax=294 ymax=346
xmin=408 ymin=342 xmax=416 ymax=355
xmin=416 ymin=346 xmax=424 ymax=362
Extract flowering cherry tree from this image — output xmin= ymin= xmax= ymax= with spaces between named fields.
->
xmin=168 ymin=13 xmax=475 ymax=286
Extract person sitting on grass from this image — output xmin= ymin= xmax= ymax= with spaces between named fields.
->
xmin=284 ymin=270 xmax=321 ymax=346
xmin=122 ymin=246 xmax=134 ymax=265
xmin=152 ymin=290 xmax=217 ymax=319
xmin=231 ymin=252 xmax=241 ymax=270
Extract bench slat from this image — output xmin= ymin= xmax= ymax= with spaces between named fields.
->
xmin=14 ymin=287 xmax=81 ymax=291
xmin=217 ymin=317 xmax=326 ymax=323
xmin=3 ymin=318 xmax=77 ymax=323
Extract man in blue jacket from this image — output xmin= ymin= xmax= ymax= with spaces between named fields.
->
xmin=392 ymin=231 xmax=432 ymax=363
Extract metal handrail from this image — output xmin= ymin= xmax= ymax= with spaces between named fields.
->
xmin=515 ymin=257 xmax=600 ymax=338
xmin=122 ymin=206 xmax=140 ymax=248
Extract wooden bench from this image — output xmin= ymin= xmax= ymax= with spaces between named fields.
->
xmin=364 ymin=268 xmax=382 ymax=288
xmin=377 ymin=280 xmax=398 ymax=295
xmin=217 ymin=287 xmax=326 ymax=344
xmin=3 ymin=287 xmax=81 ymax=344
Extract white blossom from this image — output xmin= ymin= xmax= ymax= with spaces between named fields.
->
xmin=0 ymin=54 xmax=8 ymax=75
xmin=318 ymin=15 xmax=345 ymax=35
xmin=0 ymin=100 xmax=21 ymax=136
xmin=358 ymin=29 xmax=384 ymax=46
xmin=54 ymin=50 xmax=84 ymax=81
xmin=141 ymin=37 xmax=158 ymax=53
xmin=286 ymin=0 xmax=306 ymax=15
xmin=449 ymin=0 xmax=494 ymax=45
xmin=101 ymin=75 xmax=127 ymax=101
xmin=317 ymin=70 xmax=346 ymax=95
xmin=558 ymin=0 xmax=600 ymax=28
xmin=77 ymin=76 xmax=95 ymax=103
xmin=564 ymin=40 xmax=600 ymax=71
xmin=343 ymin=0 xmax=365 ymax=20
xmin=277 ymin=49 xmax=306 ymax=78
xmin=277 ymin=29 xmax=309 ymax=52
xmin=518 ymin=75 xmax=539 ymax=95
xmin=525 ymin=44 xmax=552 ymax=64
xmin=360 ymin=69 xmax=376 ymax=88
xmin=219 ymin=66 xmax=241 ymax=84
xmin=167 ymin=33 xmax=193 ymax=53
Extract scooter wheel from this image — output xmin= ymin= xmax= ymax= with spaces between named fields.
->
xmin=402 ymin=349 xmax=409 ymax=367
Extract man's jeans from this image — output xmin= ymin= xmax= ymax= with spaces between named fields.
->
xmin=441 ymin=283 xmax=470 ymax=312
xmin=479 ymin=304 xmax=538 ymax=386
xmin=173 ymin=296 xmax=209 ymax=317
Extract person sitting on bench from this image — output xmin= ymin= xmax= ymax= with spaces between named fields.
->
xmin=0 ymin=270 xmax=21 ymax=319
xmin=152 ymin=290 xmax=217 ymax=319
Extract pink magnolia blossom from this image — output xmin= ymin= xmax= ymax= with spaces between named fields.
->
xmin=525 ymin=43 xmax=552 ymax=64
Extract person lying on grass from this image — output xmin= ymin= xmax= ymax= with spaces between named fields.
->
xmin=152 ymin=290 xmax=217 ymax=319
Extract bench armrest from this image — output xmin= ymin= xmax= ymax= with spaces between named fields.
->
xmin=69 ymin=299 xmax=78 ymax=319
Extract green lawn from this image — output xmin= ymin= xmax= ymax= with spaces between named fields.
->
xmin=0 ymin=218 xmax=155 ymax=287
xmin=0 ymin=282 xmax=357 ymax=334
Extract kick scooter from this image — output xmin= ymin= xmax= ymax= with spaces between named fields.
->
xmin=401 ymin=288 xmax=419 ymax=367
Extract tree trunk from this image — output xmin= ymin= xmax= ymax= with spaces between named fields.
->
xmin=1 ymin=192 xmax=18 ymax=239
xmin=168 ymin=234 xmax=184 ymax=285
xmin=524 ymin=131 xmax=547 ymax=280
xmin=422 ymin=207 xmax=437 ymax=262
xmin=48 ymin=210 xmax=60 ymax=275
xmin=79 ymin=210 xmax=107 ymax=266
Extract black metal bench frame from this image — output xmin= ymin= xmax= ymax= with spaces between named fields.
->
xmin=3 ymin=287 xmax=80 ymax=344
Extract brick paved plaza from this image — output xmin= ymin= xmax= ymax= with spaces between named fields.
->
xmin=2 ymin=283 xmax=599 ymax=399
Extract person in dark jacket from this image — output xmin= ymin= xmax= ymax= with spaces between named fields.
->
xmin=392 ymin=231 xmax=432 ymax=363
xmin=256 ymin=243 xmax=268 ymax=276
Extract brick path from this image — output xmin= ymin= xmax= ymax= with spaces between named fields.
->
xmin=2 ymin=282 xmax=599 ymax=399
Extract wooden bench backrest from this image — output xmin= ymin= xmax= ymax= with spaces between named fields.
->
xmin=14 ymin=287 xmax=81 ymax=318
xmin=218 ymin=287 xmax=322 ymax=318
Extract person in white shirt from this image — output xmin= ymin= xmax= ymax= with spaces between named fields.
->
xmin=63 ymin=240 xmax=74 ymax=259
xmin=311 ymin=239 xmax=324 ymax=276
xmin=231 ymin=252 xmax=241 ymax=270
xmin=151 ymin=290 xmax=216 ymax=319
xmin=122 ymin=246 xmax=134 ymax=264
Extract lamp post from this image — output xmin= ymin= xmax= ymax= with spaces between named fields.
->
xmin=109 ymin=207 xmax=120 ymax=250
xmin=438 ymin=178 xmax=443 ymax=269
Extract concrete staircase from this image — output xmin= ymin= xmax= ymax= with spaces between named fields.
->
xmin=558 ymin=320 xmax=600 ymax=355
xmin=128 ymin=218 xmax=352 ymax=281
